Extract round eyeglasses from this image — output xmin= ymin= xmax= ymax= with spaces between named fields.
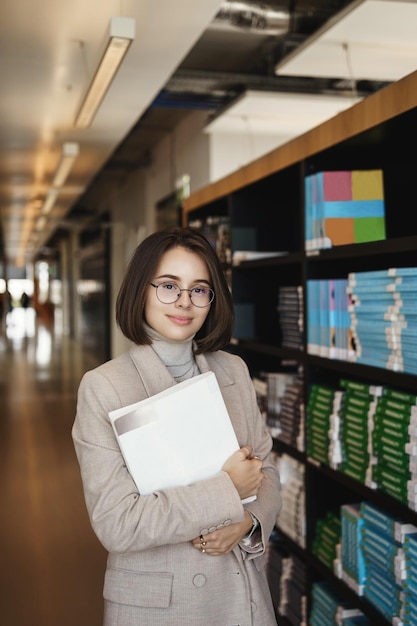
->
xmin=149 ymin=282 xmax=214 ymax=307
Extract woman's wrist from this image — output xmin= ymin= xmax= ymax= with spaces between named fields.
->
xmin=243 ymin=510 xmax=258 ymax=538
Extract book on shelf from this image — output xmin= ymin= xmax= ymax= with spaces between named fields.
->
xmin=307 ymin=278 xmax=354 ymax=361
xmin=188 ymin=215 xmax=232 ymax=264
xmin=277 ymin=285 xmax=304 ymax=350
xmin=340 ymin=503 xmax=366 ymax=594
xmin=304 ymin=169 xmax=385 ymax=252
xmin=232 ymin=249 xmax=288 ymax=264
xmin=109 ymin=371 xmax=254 ymax=502
xmin=347 ymin=266 xmax=417 ymax=375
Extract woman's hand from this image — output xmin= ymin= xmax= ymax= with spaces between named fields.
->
xmin=191 ymin=511 xmax=253 ymax=555
xmin=221 ymin=445 xmax=264 ymax=501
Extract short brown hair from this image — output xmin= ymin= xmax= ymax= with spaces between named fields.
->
xmin=116 ymin=226 xmax=234 ymax=353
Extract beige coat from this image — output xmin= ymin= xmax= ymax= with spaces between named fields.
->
xmin=72 ymin=344 xmax=281 ymax=626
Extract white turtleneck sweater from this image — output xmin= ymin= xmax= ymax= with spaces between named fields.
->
xmin=145 ymin=323 xmax=200 ymax=383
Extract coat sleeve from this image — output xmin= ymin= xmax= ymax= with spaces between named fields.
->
xmin=72 ymin=367 xmax=246 ymax=554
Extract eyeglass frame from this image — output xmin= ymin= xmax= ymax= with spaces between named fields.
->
xmin=149 ymin=282 xmax=215 ymax=307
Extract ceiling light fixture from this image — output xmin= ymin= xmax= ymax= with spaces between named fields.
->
xmin=74 ymin=16 xmax=135 ymax=129
xmin=40 ymin=142 xmax=80 ymax=215
xmin=41 ymin=189 xmax=59 ymax=215
xmin=52 ymin=142 xmax=80 ymax=187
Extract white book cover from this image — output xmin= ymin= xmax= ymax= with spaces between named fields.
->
xmin=109 ymin=371 xmax=245 ymax=496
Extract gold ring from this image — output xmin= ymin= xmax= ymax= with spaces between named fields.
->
xmin=200 ymin=546 xmax=206 ymax=553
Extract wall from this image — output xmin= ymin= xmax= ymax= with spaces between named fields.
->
xmin=207 ymin=130 xmax=290 ymax=182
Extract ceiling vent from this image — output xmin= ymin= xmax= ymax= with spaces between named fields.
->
xmin=213 ymin=1 xmax=290 ymax=36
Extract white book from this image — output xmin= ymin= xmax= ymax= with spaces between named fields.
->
xmin=232 ymin=250 xmax=288 ymax=265
xmin=109 ymin=371 xmax=255 ymax=500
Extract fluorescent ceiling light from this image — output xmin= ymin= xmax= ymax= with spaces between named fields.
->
xmin=275 ymin=0 xmax=417 ymax=82
xmin=36 ymin=216 xmax=47 ymax=231
xmin=74 ymin=16 xmax=135 ymax=128
xmin=40 ymin=142 xmax=80 ymax=216
xmin=52 ymin=142 xmax=79 ymax=187
xmin=41 ymin=188 xmax=59 ymax=215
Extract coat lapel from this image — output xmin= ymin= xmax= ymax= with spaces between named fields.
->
xmin=128 ymin=344 xmax=175 ymax=398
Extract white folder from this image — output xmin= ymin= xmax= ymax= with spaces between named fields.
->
xmin=109 ymin=371 xmax=254 ymax=499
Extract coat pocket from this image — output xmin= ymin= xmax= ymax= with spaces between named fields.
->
xmin=104 ymin=568 xmax=173 ymax=608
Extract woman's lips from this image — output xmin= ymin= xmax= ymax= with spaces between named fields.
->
xmin=168 ymin=315 xmax=193 ymax=325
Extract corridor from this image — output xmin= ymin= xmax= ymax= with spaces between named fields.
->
xmin=0 ymin=307 xmax=107 ymax=626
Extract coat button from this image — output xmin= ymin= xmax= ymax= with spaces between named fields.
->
xmin=193 ymin=574 xmax=207 ymax=588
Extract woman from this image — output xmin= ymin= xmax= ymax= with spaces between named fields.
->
xmin=72 ymin=226 xmax=281 ymax=626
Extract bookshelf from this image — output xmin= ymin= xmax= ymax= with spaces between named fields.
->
xmin=183 ymin=68 xmax=417 ymax=625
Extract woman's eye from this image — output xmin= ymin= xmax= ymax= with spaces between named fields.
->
xmin=193 ymin=287 xmax=206 ymax=294
xmin=162 ymin=283 xmax=177 ymax=291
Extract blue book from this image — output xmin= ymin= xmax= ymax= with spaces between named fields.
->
xmin=304 ymin=173 xmax=314 ymax=250
xmin=360 ymin=502 xmax=417 ymax=542
xmin=341 ymin=503 xmax=366 ymax=591
xmin=319 ymin=279 xmax=330 ymax=357
xmin=307 ymin=280 xmax=321 ymax=355
xmin=349 ymin=267 xmax=417 ymax=280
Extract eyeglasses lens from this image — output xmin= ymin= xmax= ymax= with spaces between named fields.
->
xmin=156 ymin=283 xmax=213 ymax=307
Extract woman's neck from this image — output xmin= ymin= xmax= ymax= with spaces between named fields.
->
xmin=145 ymin=323 xmax=198 ymax=382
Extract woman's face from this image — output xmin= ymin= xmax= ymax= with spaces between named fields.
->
xmin=145 ymin=246 xmax=212 ymax=342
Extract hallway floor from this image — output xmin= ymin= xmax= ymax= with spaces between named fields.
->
xmin=0 ymin=307 xmax=108 ymax=626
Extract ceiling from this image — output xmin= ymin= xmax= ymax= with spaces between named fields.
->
xmin=1 ymin=0 xmax=414 ymax=272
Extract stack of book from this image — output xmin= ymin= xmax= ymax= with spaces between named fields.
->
xmin=188 ymin=214 xmax=231 ymax=264
xmin=306 ymin=278 xmax=353 ymax=360
xmin=340 ymin=503 xmax=366 ymax=595
xmin=304 ymin=169 xmax=385 ymax=252
xmin=328 ymin=388 xmax=344 ymax=470
xmin=312 ymin=510 xmax=341 ymax=572
xmin=255 ymin=369 xmax=304 ymax=449
xmin=402 ymin=532 xmax=417 ymax=624
xmin=276 ymin=285 xmax=304 ymax=350
xmin=337 ymin=379 xmax=380 ymax=486
xmin=348 ymin=266 xmax=417 ymax=375
xmin=359 ymin=502 xmax=417 ymax=623
xmin=266 ymin=537 xmax=307 ymax=626
xmin=278 ymin=553 xmax=307 ymax=626
xmin=309 ymin=581 xmax=368 ymax=625
xmin=273 ymin=370 xmax=304 ymax=451
xmin=254 ymin=369 xmax=304 ymax=450
xmin=274 ymin=453 xmax=305 ymax=548
xmin=306 ymin=383 xmax=336 ymax=466
xmin=370 ymin=386 xmax=417 ymax=510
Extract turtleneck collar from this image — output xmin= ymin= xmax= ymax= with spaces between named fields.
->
xmin=145 ymin=322 xmax=199 ymax=382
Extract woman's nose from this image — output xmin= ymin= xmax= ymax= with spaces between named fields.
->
xmin=176 ymin=289 xmax=192 ymax=307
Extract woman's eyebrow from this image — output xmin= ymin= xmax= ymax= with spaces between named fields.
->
xmin=154 ymin=273 xmax=210 ymax=284
xmin=154 ymin=273 xmax=179 ymax=281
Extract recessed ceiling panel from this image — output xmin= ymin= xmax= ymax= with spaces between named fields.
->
xmin=204 ymin=90 xmax=361 ymax=138
xmin=275 ymin=0 xmax=417 ymax=82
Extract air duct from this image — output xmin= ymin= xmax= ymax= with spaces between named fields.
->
xmin=213 ymin=1 xmax=290 ymax=36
